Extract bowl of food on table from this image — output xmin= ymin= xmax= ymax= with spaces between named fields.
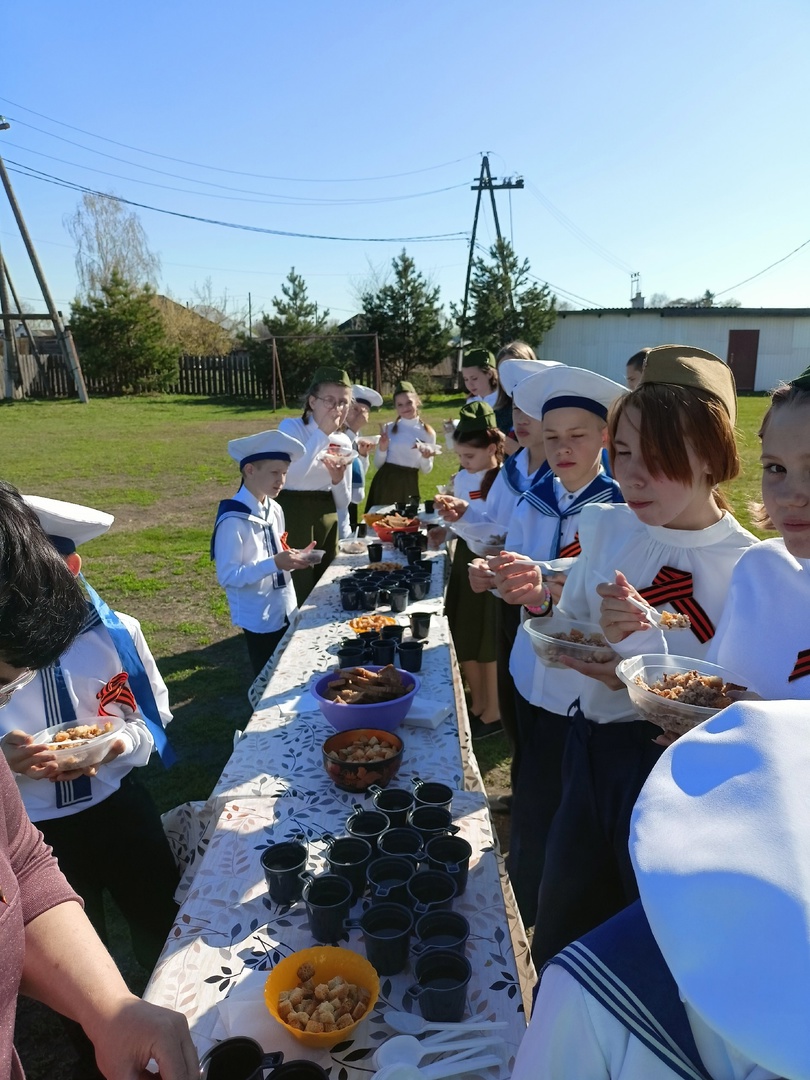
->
xmin=347 ymin=614 xmax=398 ymax=635
xmin=30 ymin=715 xmax=126 ymax=770
xmin=616 ymin=654 xmax=747 ymax=736
xmin=522 ymin=612 xmax=618 ymax=670
xmin=265 ymin=946 xmax=379 ymax=1048
xmin=321 ymin=727 xmax=404 ymax=791
xmin=311 ymin=664 xmax=420 ymax=732
xmin=363 ymin=512 xmax=420 ymax=544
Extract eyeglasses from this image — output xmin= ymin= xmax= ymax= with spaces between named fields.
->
xmin=0 ymin=668 xmax=36 ymax=708
xmin=314 ymin=396 xmax=350 ymax=410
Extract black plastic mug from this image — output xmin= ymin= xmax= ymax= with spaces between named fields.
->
xmin=199 ymin=1039 xmax=283 ymax=1080
xmin=405 ymin=868 xmax=457 ymax=914
xmin=261 ymin=837 xmax=307 ymax=905
xmin=350 ymin=902 xmax=414 ymax=976
xmin=367 ymin=855 xmax=416 ymax=906
xmin=413 ymin=910 xmax=470 ymax=956
xmin=357 ymin=523 xmax=368 ymax=538
xmin=412 ymin=778 xmax=454 ymax=813
xmin=322 ymin=833 xmax=373 ymax=901
xmin=337 ymin=644 xmax=366 ymax=668
xmin=406 ymin=549 xmax=424 ymax=566
xmin=368 ymin=784 xmax=416 ymax=828
xmin=404 ymin=949 xmax=472 ymax=1022
xmin=367 ymin=542 xmax=383 ymax=562
xmin=345 ymin=806 xmax=390 ymax=853
xmin=424 ymin=499 xmax=435 ymax=514
xmin=301 ymin=872 xmax=353 ymax=943
xmin=340 ymin=588 xmax=361 ymax=611
xmin=407 ymin=579 xmax=430 ymax=602
xmin=407 ymin=805 xmax=460 ymax=846
xmin=397 ymin=640 xmax=424 ymax=673
xmin=380 ymin=623 xmax=405 ymax=643
xmin=370 ymin=638 xmax=396 ymax=665
xmin=409 ymin=611 xmax=432 ymax=638
xmin=425 ymin=835 xmax=473 ymax=896
xmin=376 ymin=826 xmax=425 ymax=861
xmin=268 ymin=1064 xmax=330 ymax=1080
xmin=388 ymin=587 xmax=409 ymax=613
xmin=360 ymin=587 xmax=380 ymax=611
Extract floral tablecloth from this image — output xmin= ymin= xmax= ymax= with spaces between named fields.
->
xmin=148 ymin=550 xmax=535 ymax=1076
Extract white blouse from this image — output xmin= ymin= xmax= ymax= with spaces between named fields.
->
xmin=277 ymin=416 xmax=351 ymax=509
xmin=373 ymin=416 xmax=436 ymax=473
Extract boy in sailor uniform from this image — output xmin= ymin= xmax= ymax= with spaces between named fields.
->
xmin=345 ymin=383 xmax=383 ymax=533
xmin=212 ymin=429 xmax=316 ymax=677
xmin=0 ymin=497 xmax=180 ymax=976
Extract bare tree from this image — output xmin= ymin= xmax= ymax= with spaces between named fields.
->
xmin=64 ymin=192 xmax=161 ymax=298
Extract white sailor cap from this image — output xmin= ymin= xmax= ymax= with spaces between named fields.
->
xmin=227 ymin=429 xmax=305 ymax=470
xmin=24 ymin=495 xmax=114 ymax=554
xmin=512 ymin=365 xmax=626 ymax=421
xmin=631 ymin=699 xmax=810 ymax=1079
xmin=351 ymin=384 xmax=383 ymax=409
xmin=498 ymin=358 xmax=563 ymax=398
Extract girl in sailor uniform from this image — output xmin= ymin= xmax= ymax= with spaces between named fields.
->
xmin=365 ymin=381 xmax=437 ymax=508
xmin=442 ymin=402 xmax=504 ymax=734
xmin=487 ymin=365 xmax=626 ymax=923
xmin=500 ymin=346 xmax=758 ymax=969
xmin=212 ymin=429 xmax=317 ymax=677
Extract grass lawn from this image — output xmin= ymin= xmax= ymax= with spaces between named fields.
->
xmin=5 ymin=391 xmax=771 ymax=1078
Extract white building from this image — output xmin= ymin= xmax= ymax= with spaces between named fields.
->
xmin=540 ymin=307 xmax=810 ymax=392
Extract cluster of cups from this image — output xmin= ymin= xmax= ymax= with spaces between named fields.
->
xmin=200 ymin=1042 xmax=328 ymax=1080
xmin=336 ymin=616 xmax=431 ymax=674
xmin=260 ymin=778 xmax=474 ymax=1024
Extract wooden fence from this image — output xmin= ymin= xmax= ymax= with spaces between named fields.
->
xmin=13 ymin=352 xmax=274 ymax=400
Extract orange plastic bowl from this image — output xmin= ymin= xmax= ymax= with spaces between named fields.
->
xmin=372 ymin=521 xmax=419 ymax=544
xmin=264 ymin=946 xmax=380 ymax=1048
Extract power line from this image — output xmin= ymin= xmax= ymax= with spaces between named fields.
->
xmin=715 ymin=236 xmax=810 ymax=296
xmin=4 ymin=160 xmax=469 ymax=244
xmin=0 ymin=99 xmax=477 ymax=184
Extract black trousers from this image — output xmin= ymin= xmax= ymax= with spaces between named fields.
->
xmin=243 ymin=620 xmax=289 ymax=677
xmin=531 ymin=707 xmax=664 ymax=968
xmin=494 ymin=599 xmax=522 ymax=774
xmin=507 ymin=692 xmax=570 ymax=925
xmin=36 ymin=772 xmax=180 ymax=972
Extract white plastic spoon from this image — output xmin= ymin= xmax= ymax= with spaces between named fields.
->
xmin=373 ymin=1052 xmax=504 ymax=1080
xmin=624 ymin=593 xmax=689 ymax=630
xmin=385 ymin=1011 xmax=507 ymax=1037
xmin=375 ymin=1033 xmax=506 ymax=1069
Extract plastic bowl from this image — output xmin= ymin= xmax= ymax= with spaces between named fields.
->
xmin=371 ymin=521 xmax=419 ymax=544
xmin=31 ymin=716 xmax=126 ymax=770
xmin=321 ymin=727 xmax=404 ymax=792
xmin=264 ymin=945 xmax=380 ymax=1049
xmin=311 ymin=665 xmax=420 ymax=732
xmin=522 ymin=613 xmax=618 ymax=669
xmin=449 ymin=521 xmax=506 ymax=557
xmin=616 ymin=654 xmax=747 ymax=736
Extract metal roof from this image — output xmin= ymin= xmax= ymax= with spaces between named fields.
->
xmin=557 ymin=307 xmax=810 ymax=317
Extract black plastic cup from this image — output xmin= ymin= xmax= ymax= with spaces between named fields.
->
xmin=357 ymin=523 xmax=368 ymax=538
xmin=409 ymin=611 xmax=432 ymax=639
xmin=368 ymin=784 xmax=416 ymax=828
xmin=407 ymin=805 xmax=459 ymax=846
xmin=261 ymin=839 xmax=308 ymax=905
xmin=397 ymin=640 xmax=424 ymax=673
xmin=322 ymin=833 xmax=373 ymax=901
xmin=337 ymin=644 xmax=366 ymax=668
xmin=360 ymin=587 xmax=380 ymax=611
xmin=424 ymin=499 xmax=435 ymax=514
xmin=413 ymin=910 xmax=470 ymax=956
xmin=370 ymin=637 xmax=397 ymax=665
xmin=380 ymin=623 xmax=405 ymax=643
xmin=340 ymin=587 xmax=361 ymax=611
xmin=412 ymin=778 xmax=454 ymax=813
xmin=367 ymin=854 xmax=416 ymax=906
xmin=405 ymin=868 xmax=457 ymax=914
xmin=367 ymin=542 xmax=383 ymax=562
xmin=352 ymin=902 xmax=414 ymax=976
xmin=389 ymin=587 xmax=409 ymax=613
xmin=357 ymin=629 xmax=378 ymax=646
xmin=377 ymin=826 xmax=425 ymax=862
xmin=408 ymin=579 xmax=430 ymax=602
xmin=269 ymin=1063 xmax=330 ymax=1080
xmin=425 ymin=835 xmax=473 ymax=896
xmin=301 ymin=872 xmax=353 ymax=943
xmin=405 ymin=949 xmax=472 ymax=1022
xmin=199 ymin=1038 xmax=283 ymax=1080
xmin=345 ymin=806 xmax=390 ymax=853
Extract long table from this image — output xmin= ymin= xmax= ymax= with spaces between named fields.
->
xmin=145 ymin=550 xmax=535 ymax=1077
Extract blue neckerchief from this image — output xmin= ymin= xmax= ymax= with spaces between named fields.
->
xmin=519 ymin=470 xmax=624 ymax=557
xmin=601 ymin=446 xmax=612 ymax=477
xmin=544 ymin=901 xmax=712 ymax=1080
xmin=502 ymin=450 xmax=549 ymax=495
xmin=79 ymin=576 xmax=176 ymax=767
xmin=210 ymin=498 xmax=285 ymax=589
xmin=351 ymin=458 xmax=363 ymax=486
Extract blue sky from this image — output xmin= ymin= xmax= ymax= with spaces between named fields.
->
xmin=3 ymin=0 xmax=809 ymax=327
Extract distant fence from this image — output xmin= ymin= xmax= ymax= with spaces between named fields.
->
xmin=15 ymin=351 xmax=275 ymax=400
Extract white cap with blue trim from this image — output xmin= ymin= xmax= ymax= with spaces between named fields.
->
xmin=498 ymin=358 xmax=563 ymax=398
xmin=351 ymin=384 xmax=383 ymax=409
xmin=23 ymin=495 xmax=114 ymax=554
xmin=513 ymin=365 xmax=626 ymax=421
xmin=227 ymin=429 xmax=305 ymax=470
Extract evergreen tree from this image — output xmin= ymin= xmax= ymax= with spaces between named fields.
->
xmin=70 ymin=270 xmax=180 ymax=393
xmin=361 ymin=250 xmax=448 ymax=383
xmin=457 ymin=239 xmax=557 ymax=352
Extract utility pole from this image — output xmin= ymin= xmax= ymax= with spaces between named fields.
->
xmin=456 ymin=155 xmax=524 ymax=383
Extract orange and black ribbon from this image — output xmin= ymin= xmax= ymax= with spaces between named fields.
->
xmin=559 ymin=535 xmax=581 ymax=559
xmin=279 ymin=531 xmax=292 ymax=551
xmin=96 ymin=671 xmax=137 ymax=716
xmin=789 ymin=648 xmax=810 ymax=683
xmin=640 ymin=566 xmax=715 ymax=643
xmin=468 ymin=489 xmax=483 ymax=500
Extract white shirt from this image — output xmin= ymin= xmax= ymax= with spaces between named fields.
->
xmin=214 ymin=485 xmax=297 ymax=633
xmin=277 ymin=416 xmax=351 ymax=509
xmin=374 ymin=416 xmax=436 ymax=473
xmin=707 ymin=539 xmax=810 ymax=698
xmin=557 ymin=505 xmax=759 ymax=723
xmin=462 ymin=448 xmax=543 ymax=531
xmin=466 ymin=389 xmax=499 ymax=408
xmin=513 ymin=965 xmax=780 ymax=1080
xmin=2 ymin=613 xmax=171 ymax=822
